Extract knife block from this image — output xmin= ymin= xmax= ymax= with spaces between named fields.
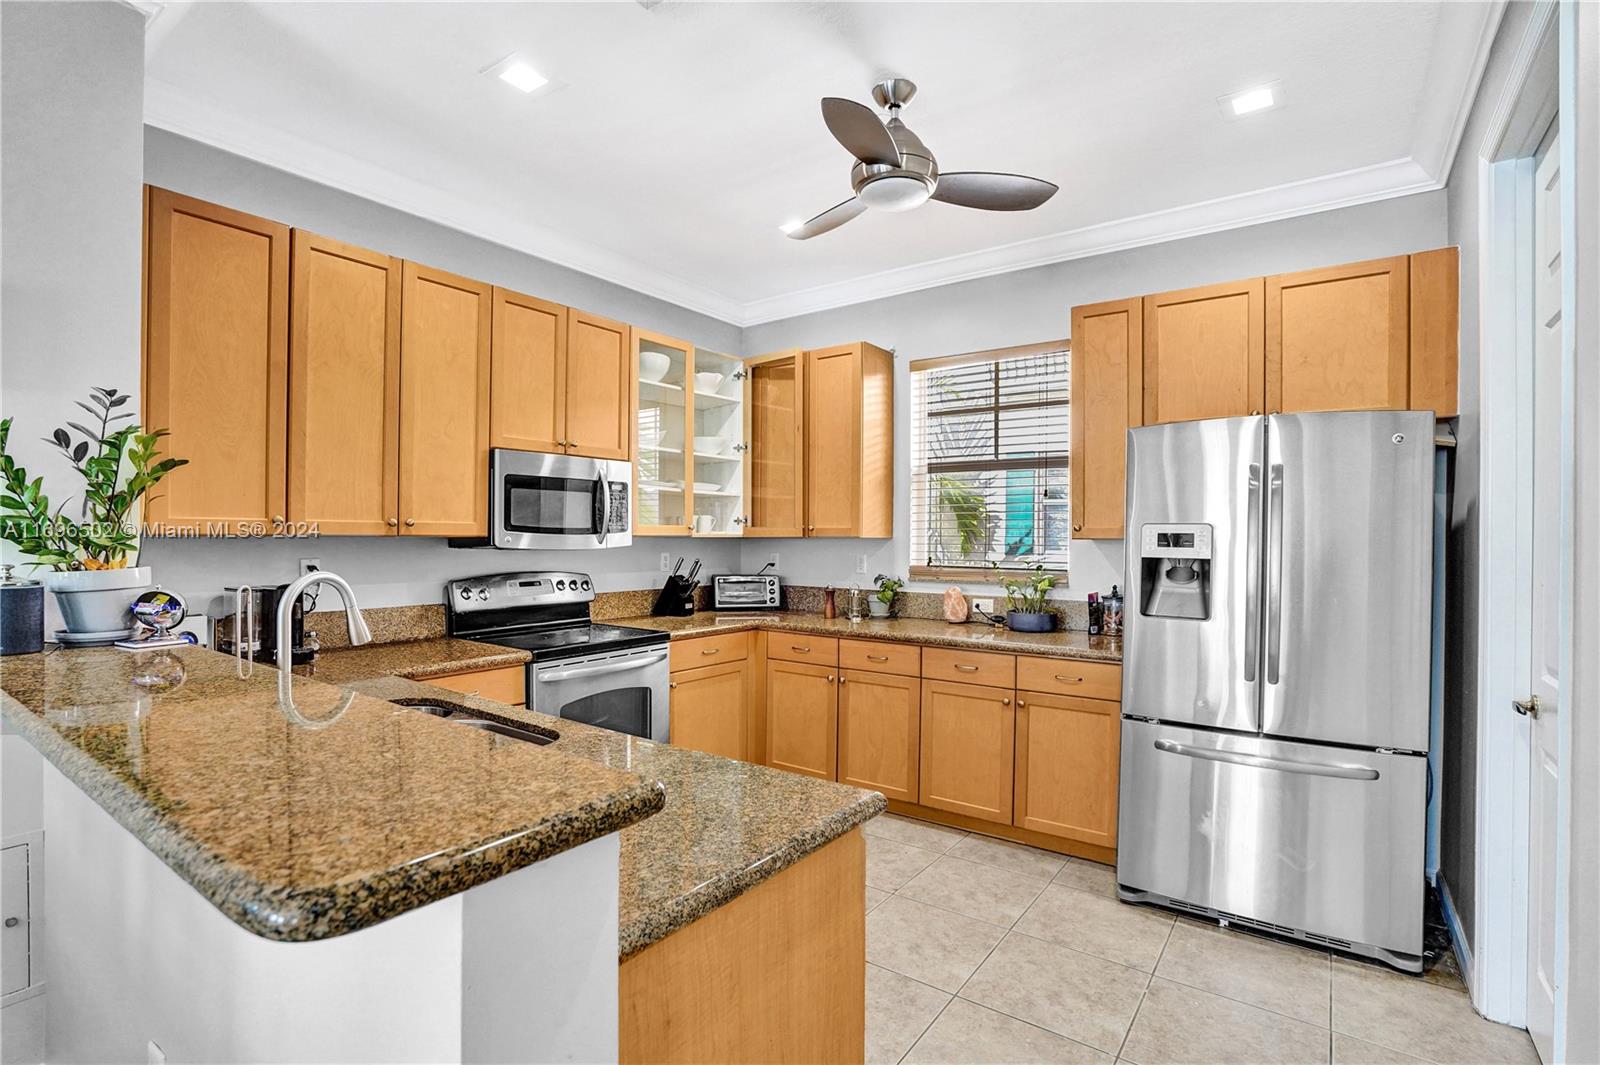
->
xmin=651 ymin=576 xmax=698 ymax=617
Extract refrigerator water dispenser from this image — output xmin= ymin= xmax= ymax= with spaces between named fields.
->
xmin=1138 ymin=523 xmax=1212 ymax=620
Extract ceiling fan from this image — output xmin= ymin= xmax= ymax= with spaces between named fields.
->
xmin=787 ymin=77 xmax=1059 ymax=240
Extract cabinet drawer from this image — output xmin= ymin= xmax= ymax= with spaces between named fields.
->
xmin=768 ymin=634 xmax=839 ymax=666
xmin=1016 ymin=657 xmax=1122 ymax=701
xmin=670 ymin=631 xmax=750 ymax=672
xmin=427 ymin=665 xmax=526 ymax=706
xmin=839 ymin=639 xmax=920 ymax=677
xmin=922 ymin=646 xmax=1015 ymax=689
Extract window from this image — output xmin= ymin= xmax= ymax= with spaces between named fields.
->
xmin=909 ymin=342 xmax=1070 ymax=580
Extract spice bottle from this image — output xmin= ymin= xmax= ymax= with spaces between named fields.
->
xmin=1087 ymin=591 xmax=1103 ymax=635
xmin=1105 ymin=585 xmax=1124 ymax=637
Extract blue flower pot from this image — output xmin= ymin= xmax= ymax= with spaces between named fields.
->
xmin=1006 ymin=611 xmax=1055 ymax=633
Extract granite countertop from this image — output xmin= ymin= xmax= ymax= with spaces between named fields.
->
xmin=0 ymin=646 xmax=662 ymax=942
xmin=341 ymin=675 xmax=886 ymax=959
xmin=306 ymin=636 xmax=529 ymax=684
xmin=616 ymin=610 xmax=1124 ymax=661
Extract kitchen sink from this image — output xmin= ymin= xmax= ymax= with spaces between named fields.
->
xmin=399 ymin=701 xmax=556 ymax=746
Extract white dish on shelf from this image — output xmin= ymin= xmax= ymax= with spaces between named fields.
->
xmin=640 ymin=351 xmax=672 ymax=382
xmin=694 ymin=371 xmax=724 ymax=393
xmin=639 ymin=427 xmax=663 ymax=448
xmin=693 ymin=481 xmax=724 ymax=493
xmin=693 ymin=436 xmax=723 ymax=455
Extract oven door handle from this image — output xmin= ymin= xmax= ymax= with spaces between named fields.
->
xmin=537 ymin=651 xmax=668 ymax=683
xmin=595 ymin=470 xmax=611 ymax=546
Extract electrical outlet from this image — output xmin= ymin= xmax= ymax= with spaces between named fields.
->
xmin=299 ymin=558 xmax=321 ymax=576
xmin=766 ymin=553 xmax=780 ymax=571
xmin=659 ymin=553 xmax=672 ymax=573
xmin=972 ymin=597 xmax=995 ymax=615
xmin=856 ymin=554 xmax=869 ymax=574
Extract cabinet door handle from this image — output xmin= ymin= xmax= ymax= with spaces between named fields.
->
xmin=1055 ymin=675 xmax=1084 ymax=684
xmin=792 ymin=645 xmax=811 ymax=653
xmin=954 ymin=663 xmax=979 ymax=672
xmin=272 ymin=514 xmax=284 ymax=524
xmin=1002 ymin=697 xmax=1011 ymax=705
xmin=1073 ymin=522 xmax=1084 ymax=532
xmin=669 ymin=682 xmax=678 ymax=689
xmin=827 ymin=674 xmax=835 ymax=683
xmin=866 ymin=654 xmax=889 ymax=662
xmin=701 ymin=647 xmax=721 ymax=656
xmin=386 ymin=517 xmax=398 ymax=527
xmin=1017 ymin=699 xmax=1026 ymax=708
xmin=839 ymin=677 xmax=847 ymax=685
xmin=404 ymin=518 xmax=416 ymax=527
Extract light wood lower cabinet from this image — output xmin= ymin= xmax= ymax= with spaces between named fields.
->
xmin=918 ymin=679 xmax=1015 ymax=825
xmin=1014 ymin=691 xmax=1119 ymax=847
xmin=837 ymin=670 xmax=919 ymax=802
xmin=765 ymin=659 xmax=837 ymax=781
xmin=669 ymin=659 xmax=748 ymax=762
xmin=423 ymin=665 xmax=526 ymax=706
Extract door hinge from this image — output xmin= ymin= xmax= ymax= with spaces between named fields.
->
xmin=732 ymin=369 xmax=748 ymax=381
xmin=1513 ymin=695 xmax=1541 ymax=719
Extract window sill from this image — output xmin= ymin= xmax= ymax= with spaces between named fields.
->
xmin=910 ymin=565 xmax=1070 ymax=584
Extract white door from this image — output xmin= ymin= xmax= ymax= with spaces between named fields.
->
xmin=1525 ymin=120 xmax=1561 ymax=1065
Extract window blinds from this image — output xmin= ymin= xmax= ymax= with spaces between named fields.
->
xmin=909 ymin=345 xmax=1070 ymax=577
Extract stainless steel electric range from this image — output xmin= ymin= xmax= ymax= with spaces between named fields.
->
xmin=445 ymin=571 xmax=670 ymax=742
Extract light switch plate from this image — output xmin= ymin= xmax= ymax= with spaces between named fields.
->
xmin=659 ymin=553 xmax=671 ymax=573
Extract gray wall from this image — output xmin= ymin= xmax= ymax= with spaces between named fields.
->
xmin=740 ymin=191 xmax=1451 ymax=599
xmin=140 ymin=129 xmax=745 ymax=614
xmin=1 ymin=0 xmax=147 ymax=567
xmin=1436 ymin=0 xmax=1543 ymax=957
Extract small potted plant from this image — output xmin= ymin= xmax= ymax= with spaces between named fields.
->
xmin=869 ymin=574 xmax=904 ymax=618
xmin=1 ymin=388 xmax=187 ymax=636
xmin=995 ymin=563 xmax=1057 ymax=633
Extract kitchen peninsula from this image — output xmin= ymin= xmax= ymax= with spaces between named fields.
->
xmin=0 ymin=643 xmax=882 ymax=1064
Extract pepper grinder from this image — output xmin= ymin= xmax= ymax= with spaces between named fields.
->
xmin=822 ymin=587 xmax=837 ymax=619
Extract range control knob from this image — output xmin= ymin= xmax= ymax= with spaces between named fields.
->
xmin=581 ymin=579 xmax=591 ymax=591
xmin=555 ymin=579 xmax=567 ymax=591
xmin=458 ymin=587 xmax=471 ymax=600
xmin=476 ymin=588 xmax=489 ymax=601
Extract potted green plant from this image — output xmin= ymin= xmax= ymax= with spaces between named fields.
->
xmin=869 ymin=574 xmax=904 ymax=618
xmin=1 ymin=387 xmax=187 ymax=635
xmin=995 ymin=563 xmax=1057 ymax=632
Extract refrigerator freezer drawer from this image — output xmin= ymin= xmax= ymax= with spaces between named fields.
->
xmin=1117 ymin=720 xmax=1425 ymax=959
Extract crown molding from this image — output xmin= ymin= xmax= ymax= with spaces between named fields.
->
xmin=1412 ymin=0 xmax=1508 ymax=186
xmin=143 ymin=80 xmax=749 ymax=327
xmin=738 ymin=157 xmax=1439 ymax=325
xmin=146 ymin=0 xmax=1502 ymax=333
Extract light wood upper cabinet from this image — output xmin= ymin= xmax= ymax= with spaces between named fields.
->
xmin=803 ymin=343 xmax=894 ymax=537
xmin=838 ymin=669 xmax=920 ymax=802
xmin=287 ymin=230 xmax=401 ymax=535
xmin=670 ymin=659 xmax=748 ymax=762
xmin=398 ymin=262 xmax=491 ymax=536
xmin=919 ymin=679 xmax=1015 ymax=825
xmin=489 ymin=287 xmax=567 ymax=454
xmin=766 ymin=658 xmax=837 ymax=781
xmin=1014 ymin=691 xmax=1119 ymax=847
xmin=634 ymin=329 xmax=695 ymax=536
xmin=1266 ymin=255 xmax=1409 ymax=414
xmin=745 ymin=350 xmax=807 ymax=537
xmin=143 ymin=187 xmax=290 ymax=534
xmin=1069 ymin=298 xmax=1142 ymax=540
xmin=1408 ymin=247 xmax=1460 ymax=418
xmin=1143 ymin=278 xmax=1264 ymax=424
xmin=565 ymin=310 xmax=633 ymax=460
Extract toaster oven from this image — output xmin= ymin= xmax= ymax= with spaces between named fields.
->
xmin=711 ymin=574 xmax=782 ymax=610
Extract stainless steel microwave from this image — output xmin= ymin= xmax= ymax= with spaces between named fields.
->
xmin=457 ymin=448 xmax=632 ymax=550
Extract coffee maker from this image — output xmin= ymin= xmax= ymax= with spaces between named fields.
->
xmin=1137 ymin=524 xmax=1213 ymax=621
xmin=215 ymin=584 xmax=317 ymax=664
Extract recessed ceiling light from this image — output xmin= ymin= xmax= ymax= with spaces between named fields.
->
xmin=498 ymin=61 xmax=548 ymax=94
xmin=1219 ymin=83 xmax=1282 ymax=117
xmin=778 ymin=219 xmax=803 ymax=235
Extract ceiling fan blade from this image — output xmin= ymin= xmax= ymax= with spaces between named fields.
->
xmin=931 ymin=171 xmax=1059 ymax=211
xmin=786 ymin=197 xmax=867 ymax=240
xmin=821 ymin=98 xmax=901 ymax=167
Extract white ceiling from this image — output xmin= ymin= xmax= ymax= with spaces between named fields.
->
xmin=140 ymin=1 xmax=1503 ymax=326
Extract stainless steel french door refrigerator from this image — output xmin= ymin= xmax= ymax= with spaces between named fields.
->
xmin=1117 ymin=410 xmax=1435 ymax=971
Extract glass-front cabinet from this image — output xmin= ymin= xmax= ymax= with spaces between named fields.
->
xmin=633 ymin=333 xmax=748 ymax=536
xmin=688 ymin=348 xmax=747 ymax=536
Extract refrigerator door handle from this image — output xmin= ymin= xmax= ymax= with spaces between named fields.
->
xmin=1244 ymin=462 xmax=1263 ymax=683
xmin=1153 ymin=738 xmax=1380 ymax=781
xmin=1266 ymin=462 xmax=1285 ymax=685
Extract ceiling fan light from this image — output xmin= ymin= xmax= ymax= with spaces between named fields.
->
xmin=858 ymin=174 xmax=931 ymax=212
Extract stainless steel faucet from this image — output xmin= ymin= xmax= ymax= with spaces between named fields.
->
xmin=276 ymin=570 xmax=371 ymax=667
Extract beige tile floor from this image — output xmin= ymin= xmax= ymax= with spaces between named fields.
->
xmin=863 ymin=814 xmax=1539 ymax=1065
